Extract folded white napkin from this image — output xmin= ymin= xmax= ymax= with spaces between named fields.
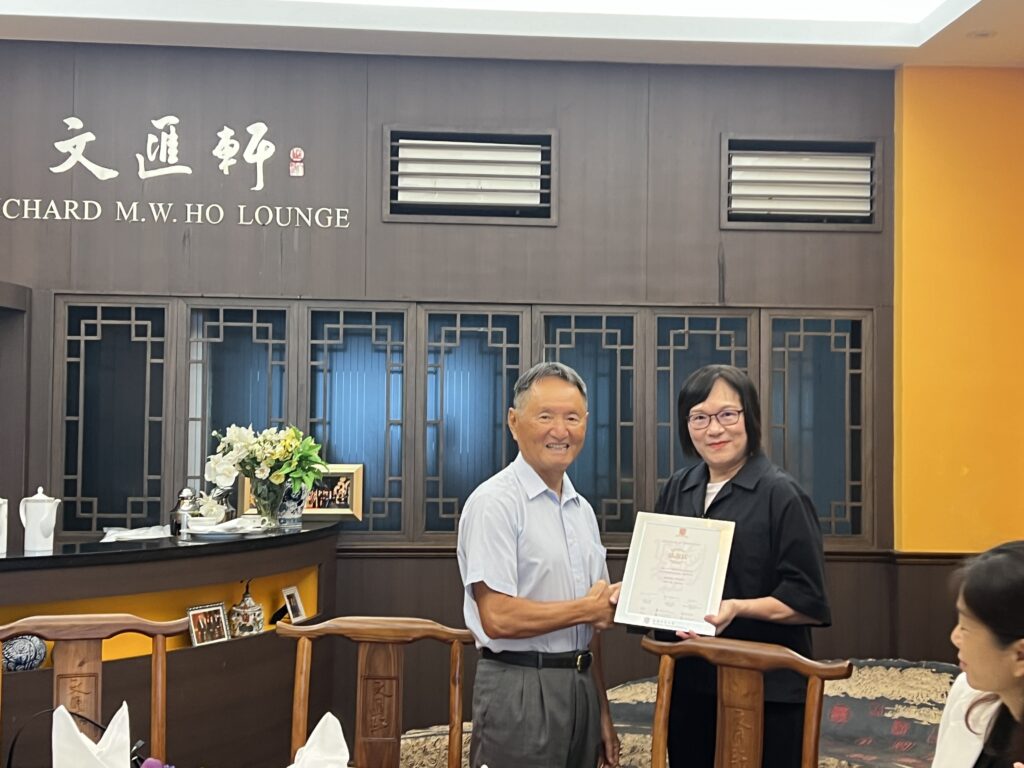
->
xmin=187 ymin=516 xmax=269 ymax=534
xmin=53 ymin=701 xmax=130 ymax=768
xmin=100 ymin=525 xmax=170 ymax=542
xmin=287 ymin=712 xmax=350 ymax=768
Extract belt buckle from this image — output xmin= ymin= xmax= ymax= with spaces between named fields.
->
xmin=575 ymin=651 xmax=592 ymax=673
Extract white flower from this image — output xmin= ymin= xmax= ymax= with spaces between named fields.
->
xmin=225 ymin=446 xmax=249 ymax=466
xmin=197 ymin=492 xmax=227 ymax=522
xmin=255 ymin=464 xmax=271 ymax=480
xmin=224 ymin=424 xmax=256 ymax=448
xmin=204 ymin=453 xmax=239 ymax=488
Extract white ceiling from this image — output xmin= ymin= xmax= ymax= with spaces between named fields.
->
xmin=1 ymin=0 xmax=1022 ymax=69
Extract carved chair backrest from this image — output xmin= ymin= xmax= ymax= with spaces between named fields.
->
xmin=641 ymin=635 xmax=852 ymax=768
xmin=277 ymin=616 xmax=474 ymax=768
xmin=0 ymin=613 xmax=190 ymax=761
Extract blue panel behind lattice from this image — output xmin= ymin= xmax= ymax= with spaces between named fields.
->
xmin=208 ymin=324 xmax=275 ymax=435
xmin=543 ymin=314 xmax=634 ymax=532
xmin=79 ymin=324 xmax=149 ymax=526
xmin=310 ymin=312 xmax=404 ymax=532
xmin=771 ymin=319 xmax=858 ymax=535
xmin=425 ymin=325 xmax=514 ymax=532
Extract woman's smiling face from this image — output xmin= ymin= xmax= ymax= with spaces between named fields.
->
xmin=686 ymin=377 xmax=749 ymax=482
xmin=950 ymin=593 xmax=1020 ymax=697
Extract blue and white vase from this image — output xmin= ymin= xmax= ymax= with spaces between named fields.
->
xmin=277 ymin=485 xmax=308 ymax=534
xmin=2 ymin=633 xmax=47 ymax=672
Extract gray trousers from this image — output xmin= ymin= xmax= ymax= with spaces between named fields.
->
xmin=470 ymin=658 xmax=601 ymax=768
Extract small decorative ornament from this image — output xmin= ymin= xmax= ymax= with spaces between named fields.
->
xmin=2 ymin=633 xmax=47 ymax=671
xmin=229 ymin=579 xmax=265 ymax=638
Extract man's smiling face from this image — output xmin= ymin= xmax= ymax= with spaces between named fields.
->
xmin=508 ymin=375 xmax=588 ymax=492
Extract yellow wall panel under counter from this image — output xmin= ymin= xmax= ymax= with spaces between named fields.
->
xmin=0 ymin=566 xmax=319 ymax=662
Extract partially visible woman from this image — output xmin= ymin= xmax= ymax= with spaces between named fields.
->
xmin=655 ymin=364 xmax=830 ymax=768
xmin=933 ymin=541 xmax=1024 ymax=768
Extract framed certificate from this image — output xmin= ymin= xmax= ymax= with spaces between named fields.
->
xmin=614 ymin=511 xmax=735 ymax=635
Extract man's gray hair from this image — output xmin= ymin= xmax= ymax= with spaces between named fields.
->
xmin=512 ymin=361 xmax=588 ymax=410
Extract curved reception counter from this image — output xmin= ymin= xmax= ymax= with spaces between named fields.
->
xmin=0 ymin=523 xmax=339 ymax=768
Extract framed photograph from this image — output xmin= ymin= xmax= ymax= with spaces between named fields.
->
xmin=238 ymin=463 xmax=363 ymax=520
xmin=187 ymin=602 xmax=230 ymax=646
xmin=282 ymin=585 xmax=307 ymax=623
xmin=303 ymin=463 xmax=363 ymax=520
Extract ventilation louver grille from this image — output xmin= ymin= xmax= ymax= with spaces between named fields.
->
xmin=725 ymin=139 xmax=876 ymax=226
xmin=388 ymin=130 xmax=552 ymax=221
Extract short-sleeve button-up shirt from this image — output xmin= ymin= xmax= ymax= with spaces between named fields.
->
xmin=457 ymin=453 xmax=609 ymax=653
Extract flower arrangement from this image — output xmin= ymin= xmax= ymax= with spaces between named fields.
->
xmin=204 ymin=424 xmax=329 ymax=527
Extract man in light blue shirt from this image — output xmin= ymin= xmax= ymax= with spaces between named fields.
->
xmin=457 ymin=361 xmax=621 ymax=768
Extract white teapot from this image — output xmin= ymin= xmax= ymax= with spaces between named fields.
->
xmin=20 ymin=487 xmax=60 ymax=555
xmin=0 ymin=497 xmax=7 ymax=557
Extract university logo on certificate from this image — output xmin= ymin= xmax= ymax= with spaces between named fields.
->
xmin=614 ymin=511 xmax=735 ymax=635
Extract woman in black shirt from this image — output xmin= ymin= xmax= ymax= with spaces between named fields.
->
xmin=655 ymin=364 xmax=831 ymax=768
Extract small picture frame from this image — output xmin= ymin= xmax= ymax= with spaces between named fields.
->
xmin=238 ymin=463 xmax=364 ymax=520
xmin=303 ymin=463 xmax=363 ymax=520
xmin=282 ymin=586 xmax=307 ymax=623
xmin=187 ymin=602 xmax=230 ymax=646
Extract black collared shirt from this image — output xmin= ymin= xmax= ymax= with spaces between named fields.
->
xmin=654 ymin=453 xmax=831 ymax=703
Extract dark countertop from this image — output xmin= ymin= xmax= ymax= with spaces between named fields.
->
xmin=0 ymin=520 xmax=340 ymax=573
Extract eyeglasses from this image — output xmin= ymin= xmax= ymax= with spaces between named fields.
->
xmin=687 ymin=409 xmax=743 ymax=429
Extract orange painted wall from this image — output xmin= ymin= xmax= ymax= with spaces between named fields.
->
xmin=895 ymin=67 xmax=1024 ymax=552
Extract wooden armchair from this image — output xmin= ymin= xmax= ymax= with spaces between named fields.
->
xmin=641 ymin=635 xmax=852 ymax=768
xmin=0 ymin=613 xmax=190 ymax=761
xmin=276 ymin=617 xmax=474 ymax=767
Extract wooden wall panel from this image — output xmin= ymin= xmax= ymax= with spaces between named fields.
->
xmin=2 ymin=44 xmax=368 ymax=299
xmin=814 ymin=555 xmax=894 ymax=661
xmin=364 ymin=57 xmax=651 ymax=305
xmin=893 ymin=555 xmax=960 ymax=664
xmin=0 ymin=303 xmax=28 ymax=543
xmin=872 ymin=306 xmax=895 ymax=550
xmin=0 ymin=42 xmax=75 ymax=290
xmin=26 ymin=289 xmax=55 ymax=505
xmin=0 ymin=44 xmax=894 ymax=309
xmin=646 ymin=66 xmax=893 ymax=309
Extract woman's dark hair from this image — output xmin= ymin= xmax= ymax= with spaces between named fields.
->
xmin=955 ymin=540 xmax=1024 ymax=646
xmin=676 ymin=364 xmax=762 ymax=458
xmin=953 ymin=540 xmax=1024 ymax=761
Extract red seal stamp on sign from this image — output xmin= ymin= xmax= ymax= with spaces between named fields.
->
xmin=289 ymin=147 xmax=304 ymax=162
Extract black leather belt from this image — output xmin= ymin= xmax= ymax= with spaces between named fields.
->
xmin=482 ymin=648 xmax=593 ymax=672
